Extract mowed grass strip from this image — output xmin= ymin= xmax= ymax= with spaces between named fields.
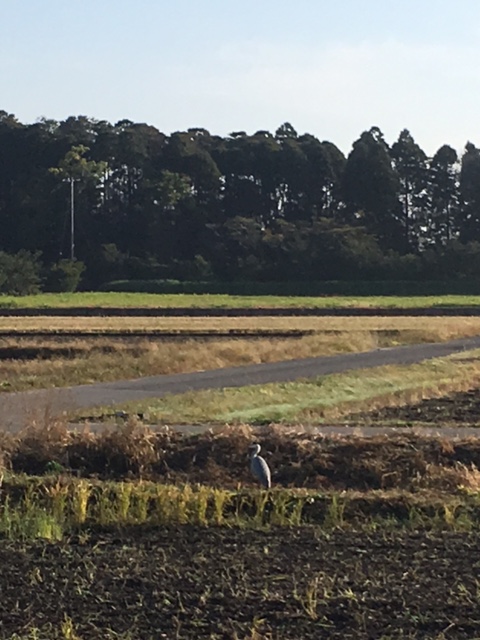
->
xmin=3 ymin=291 xmax=480 ymax=309
xmin=94 ymin=349 xmax=480 ymax=425
xmin=3 ymin=314 xmax=480 ymax=335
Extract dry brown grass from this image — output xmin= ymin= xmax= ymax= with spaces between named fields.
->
xmin=3 ymin=422 xmax=480 ymax=494
xmin=3 ymin=314 xmax=480 ymax=335
xmin=0 ymin=331 xmax=378 ymax=392
xmin=2 ymin=314 xmax=480 ymax=392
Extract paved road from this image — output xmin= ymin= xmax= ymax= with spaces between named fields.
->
xmin=2 ymin=334 xmax=480 ymax=433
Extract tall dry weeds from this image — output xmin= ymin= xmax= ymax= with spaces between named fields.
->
xmin=1 ymin=424 xmax=480 ymax=493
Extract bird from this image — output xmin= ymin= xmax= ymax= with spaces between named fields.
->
xmin=248 ymin=443 xmax=271 ymax=489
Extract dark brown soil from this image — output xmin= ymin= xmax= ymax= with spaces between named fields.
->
xmin=3 ymin=306 xmax=480 ymax=316
xmin=352 ymin=388 xmax=480 ymax=425
xmin=1 ymin=526 xmax=480 ymax=639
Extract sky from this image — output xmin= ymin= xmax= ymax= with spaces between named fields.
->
xmin=2 ymin=0 xmax=480 ymax=156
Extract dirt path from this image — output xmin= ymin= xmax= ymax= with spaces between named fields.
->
xmin=2 ymin=334 xmax=480 ymax=433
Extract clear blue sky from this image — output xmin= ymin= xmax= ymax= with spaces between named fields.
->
xmin=2 ymin=0 xmax=480 ymax=154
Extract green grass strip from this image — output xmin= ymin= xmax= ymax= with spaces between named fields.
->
xmin=98 ymin=349 xmax=480 ymax=424
xmin=3 ymin=292 xmax=480 ymax=309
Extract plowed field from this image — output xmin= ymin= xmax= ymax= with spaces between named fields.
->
xmin=2 ymin=527 xmax=480 ymax=639
xmin=352 ymin=387 xmax=480 ymax=426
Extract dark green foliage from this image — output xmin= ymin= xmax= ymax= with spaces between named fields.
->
xmin=390 ymin=129 xmax=429 ymax=251
xmin=459 ymin=142 xmax=480 ymax=242
xmin=427 ymin=144 xmax=459 ymax=245
xmin=0 ymin=250 xmax=42 ymax=295
xmin=100 ymin=278 xmax=480 ymax=296
xmin=44 ymin=259 xmax=85 ymax=292
xmin=0 ymin=111 xmax=479 ymax=289
xmin=343 ymin=127 xmax=403 ymax=251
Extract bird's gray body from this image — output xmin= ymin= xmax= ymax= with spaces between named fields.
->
xmin=249 ymin=444 xmax=271 ymax=489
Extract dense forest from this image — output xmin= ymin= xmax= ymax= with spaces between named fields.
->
xmin=1 ymin=109 xmax=480 ymax=293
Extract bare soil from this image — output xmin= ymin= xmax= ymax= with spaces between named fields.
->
xmin=1 ymin=526 xmax=480 ymax=639
xmin=351 ymin=387 xmax=480 ymax=426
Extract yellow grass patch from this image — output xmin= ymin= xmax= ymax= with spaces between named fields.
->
xmin=2 ymin=314 xmax=480 ymax=392
xmin=2 ymin=314 xmax=480 ymax=336
xmin=0 ymin=332 xmax=378 ymax=392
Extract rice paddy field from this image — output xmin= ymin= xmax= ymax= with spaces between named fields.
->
xmin=3 ymin=293 xmax=480 ymax=638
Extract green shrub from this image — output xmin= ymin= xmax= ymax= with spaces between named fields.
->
xmin=44 ymin=259 xmax=85 ymax=292
xmin=99 ymin=279 xmax=480 ymax=296
xmin=0 ymin=250 xmax=42 ymax=295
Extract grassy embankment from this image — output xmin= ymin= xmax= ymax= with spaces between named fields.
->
xmin=2 ymin=290 xmax=480 ymax=308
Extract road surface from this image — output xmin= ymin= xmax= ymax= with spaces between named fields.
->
xmin=2 ymin=334 xmax=480 ymax=433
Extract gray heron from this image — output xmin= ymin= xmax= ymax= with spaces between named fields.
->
xmin=248 ymin=443 xmax=271 ymax=489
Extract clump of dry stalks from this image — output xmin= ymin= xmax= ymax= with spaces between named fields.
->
xmin=0 ymin=420 xmax=480 ymax=493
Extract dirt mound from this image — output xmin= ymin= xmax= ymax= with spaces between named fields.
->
xmin=351 ymin=387 xmax=480 ymax=425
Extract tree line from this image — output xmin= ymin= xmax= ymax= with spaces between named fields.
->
xmin=1 ymin=110 xmax=480 ymax=293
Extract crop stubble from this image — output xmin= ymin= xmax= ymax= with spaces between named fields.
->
xmin=1 ymin=527 xmax=480 ymax=639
